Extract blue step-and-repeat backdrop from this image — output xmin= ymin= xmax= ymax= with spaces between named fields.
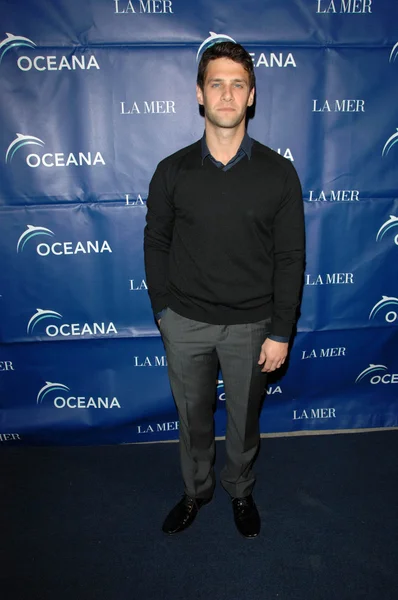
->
xmin=1 ymin=0 xmax=397 ymax=445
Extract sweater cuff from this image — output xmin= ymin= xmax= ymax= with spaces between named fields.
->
xmin=268 ymin=334 xmax=289 ymax=343
xmin=155 ymin=308 xmax=167 ymax=321
xmin=270 ymin=317 xmax=294 ymax=340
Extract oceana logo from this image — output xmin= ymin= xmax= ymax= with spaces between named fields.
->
xmin=389 ymin=42 xmax=398 ymax=63
xmin=5 ymin=134 xmax=44 ymax=164
xmin=382 ymin=130 xmax=398 ymax=157
xmin=196 ymin=31 xmax=296 ymax=68
xmin=27 ymin=308 xmax=117 ymax=338
xmin=0 ymin=32 xmax=100 ymax=71
xmin=217 ymin=379 xmax=225 ymax=402
xmin=17 ymin=225 xmax=112 ymax=256
xmin=0 ymin=33 xmax=35 ymax=64
xmin=376 ymin=216 xmax=398 ymax=245
xmin=5 ymin=133 xmax=105 ymax=168
xmin=196 ymin=32 xmax=237 ymax=63
xmin=37 ymin=381 xmax=70 ymax=404
xmin=27 ymin=309 xmax=62 ymax=334
xmin=37 ymin=381 xmax=121 ymax=409
xmin=17 ymin=225 xmax=54 ymax=253
xmin=355 ymin=364 xmax=398 ymax=385
xmin=369 ymin=296 xmax=398 ymax=323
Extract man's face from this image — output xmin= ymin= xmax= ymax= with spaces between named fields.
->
xmin=196 ymin=57 xmax=255 ymax=130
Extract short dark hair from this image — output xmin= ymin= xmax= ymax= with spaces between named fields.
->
xmin=197 ymin=41 xmax=255 ymax=91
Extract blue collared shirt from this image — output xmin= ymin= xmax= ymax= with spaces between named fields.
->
xmin=201 ymin=131 xmax=253 ymax=171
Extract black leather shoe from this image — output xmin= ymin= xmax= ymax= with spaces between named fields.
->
xmin=232 ymin=495 xmax=261 ymax=538
xmin=162 ymin=494 xmax=211 ymax=535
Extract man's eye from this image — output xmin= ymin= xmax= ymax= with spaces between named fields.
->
xmin=211 ymin=83 xmax=220 ymax=88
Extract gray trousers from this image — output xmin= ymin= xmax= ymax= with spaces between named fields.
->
xmin=160 ymin=308 xmax=270 ymax=499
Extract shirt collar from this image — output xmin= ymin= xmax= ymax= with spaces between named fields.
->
xmin=201 ymin=131 xmax=252 ymax=164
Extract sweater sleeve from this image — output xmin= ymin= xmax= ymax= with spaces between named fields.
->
xmin=144 ymin=161 xmax=175 ymax=315
xmin=271 ymin=162 xmax=305 ymax=339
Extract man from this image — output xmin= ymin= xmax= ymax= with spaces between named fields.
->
xmin=144 ymin=41 xmax=305 ymax=538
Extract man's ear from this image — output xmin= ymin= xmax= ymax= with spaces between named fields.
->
xmin=196 ymin=84 xmax=204 ymax=106
xmin=247 ymin=87 xmax=255 ymax=107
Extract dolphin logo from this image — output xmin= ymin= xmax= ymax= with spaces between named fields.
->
xmin=355 ymin=364 xmax=388 ymax=384
xmin=17 ymin=225 xmax=55 ymax=253
xmin=0 ymin=32 xmax=36 ymax=64
xmin=369 ymin=296 xmax=398 ymax=320
xmin=382 ymin=129 xmax=398 ymax=157
xmin=27 ymin=309 xmax=63 ymax=334
xmin=37 ymin=381 xmax=70 ymax=404
xmin=5 ymin=133 xmax=45 ymax=164
xmin=376 ymin=215 xmax=398 ymax=242
xmin=196 ymin=32 xmax=237 ymax=63
xmin=216 ymin=379 xmax=226 ymax=401
xmin=389 ymin=42 xmax=398 ymax=63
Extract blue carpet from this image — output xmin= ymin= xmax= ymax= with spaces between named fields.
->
xmin=1 ymin=430 xmax=398 ymax=600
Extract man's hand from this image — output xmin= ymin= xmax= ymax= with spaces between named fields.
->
xmin=258 ymin=338 xmax=288 ymax=373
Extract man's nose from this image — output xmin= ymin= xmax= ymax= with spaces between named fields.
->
xmin=221 ymin=85 xmax=232 ymax=100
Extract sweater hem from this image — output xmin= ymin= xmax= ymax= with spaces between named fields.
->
xmin=168 ymin=297 xmax=274 ymax=326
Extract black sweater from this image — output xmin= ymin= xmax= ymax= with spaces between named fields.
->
xmin=144 ymin=139 xmax=305 ymax=338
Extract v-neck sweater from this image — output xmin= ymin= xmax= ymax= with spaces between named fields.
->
xmin=144 ymin=138 xmax=305 ymax=338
